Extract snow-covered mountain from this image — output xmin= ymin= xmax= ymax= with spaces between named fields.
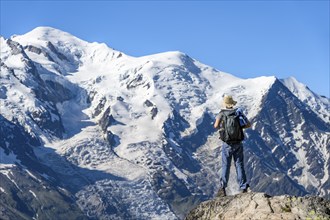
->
xmin=1 ymin=27 xmax=329 ymax=219
xmin=281 ymin=77 xmax=329 ymax=122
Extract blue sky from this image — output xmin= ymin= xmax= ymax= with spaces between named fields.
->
xmin=1 ymin=1 xmax=329 ymax=96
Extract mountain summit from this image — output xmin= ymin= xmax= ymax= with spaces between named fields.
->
xmin=1 ymin=27 xmax=329 ymax=219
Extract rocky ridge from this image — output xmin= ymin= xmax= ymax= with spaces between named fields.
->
xmin=185 ymin=192 xmax=330 ymax=220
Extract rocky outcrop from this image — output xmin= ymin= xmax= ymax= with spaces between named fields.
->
xmin=98 ymin=106 xmax=121 ymax=147
xmin=46 ymin=41 xmax=69 ymax=62
xmin=144 ymin=99 xmax=158 ymax=119
xmin=24 ymin=45 xmax=55 ymax=62
xmin=99 ymin=106 xmax=113 ymax=132
xmin=185 ymin=192 xmax=330 ymax=220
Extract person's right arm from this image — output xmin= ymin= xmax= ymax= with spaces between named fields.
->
xmin=214 ymin=112 xmax=222 ymax=129
xmin=214 ymin=117 xmax=220 ymax=129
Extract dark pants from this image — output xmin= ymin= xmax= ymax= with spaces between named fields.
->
xmin=220 ymin=142 xmax=248 ymax=190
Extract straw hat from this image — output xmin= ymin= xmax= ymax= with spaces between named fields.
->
xmin=223 ymin=95 xmax=237 ymax=108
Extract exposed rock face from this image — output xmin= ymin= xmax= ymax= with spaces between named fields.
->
xmin=244 ymin=80 xmax=329 ymax=197
xmin=0 ymin=116 xmax=86 ymax=220
xmin=185 ymin=192 xmax=330 ymax=220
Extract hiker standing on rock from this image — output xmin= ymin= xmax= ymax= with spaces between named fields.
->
xmin=214 ymin=95 xmax=251 ymax=197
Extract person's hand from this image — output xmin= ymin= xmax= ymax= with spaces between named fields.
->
xmin=243 ymin=122 xmax=251 ymax=129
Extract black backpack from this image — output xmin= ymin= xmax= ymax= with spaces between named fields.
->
xmin=219 ymin=109 xmax=244 ymax=143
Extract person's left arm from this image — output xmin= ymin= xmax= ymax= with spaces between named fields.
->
xmin=237 ymin=108 xmax=251 ymax=129
xmin=243 ymin=117 xmax=251 ymax=128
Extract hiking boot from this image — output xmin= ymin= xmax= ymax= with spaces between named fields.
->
xmin=216 ymin=188 xmax=226 ymax=197
xmin=242 ymin=185 xmax=251 ymax=193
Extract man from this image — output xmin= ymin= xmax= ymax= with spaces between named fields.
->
xmin=213 ymin=95 xmax=251 ymax=197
